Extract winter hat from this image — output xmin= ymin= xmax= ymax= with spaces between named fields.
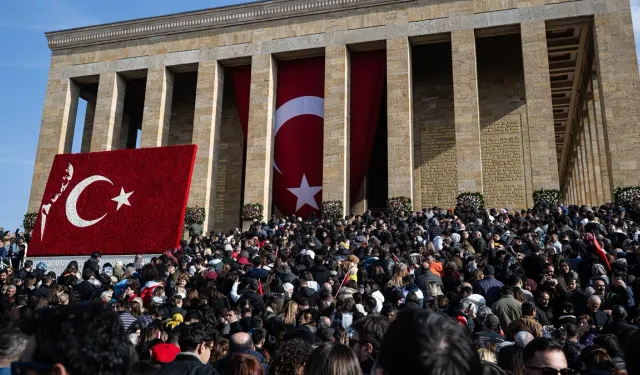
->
xmin=483 ymin=265 xmax=495 ymax=276
xmin=300 ymin=249 xmax=316 ymax=259
xmin=36 ymin=262 xmax=47 ymax=272
xmin=103 ymin=266 xmax=113 ymax=277
xmin=591 ymin=264 xmax=607 ymax=277
xmin=205 ymin=270 xmax=218 ymax=280
xmin=282 ymin=283 xmax=294 ymax=295
xmin=151 ymin=343 xmax=180 ymax=363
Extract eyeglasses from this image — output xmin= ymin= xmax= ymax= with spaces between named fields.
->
xmin=526 ymin=366 xmax=575 ymax=375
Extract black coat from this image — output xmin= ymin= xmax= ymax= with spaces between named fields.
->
xmin=158 ymin=353 xmax=219 ymax=375
xmin=237 ymin=291 xmax=265 ymax=313
xmin=74 ymin=280 xmax=95 ymax=301
xmin=375 ymin=258 xmax=396 ymax=279
xmin=415 ymin=268 xmax=443 ymax=295
xmin=309 ymin=264 xmax=330 ymax=284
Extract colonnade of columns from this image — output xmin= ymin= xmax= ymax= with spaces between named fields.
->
xmin=29 ymin=13 xmax=640 ymax=230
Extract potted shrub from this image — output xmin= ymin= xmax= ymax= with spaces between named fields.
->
xmin=533 ymin=189 xmax=563 ymax=208
xmin=184 ymin=206 xmax=206 ymax=237
xmin=613 ymin=186 xmax=640 ymax=209
xmin=23 ymin=212 xmax=38 ymax=241
xmin=456 ymin=192 xmax=485 ymax=211
xmin=386 ymin=196 xmax=412 ymax=216
xmin=321 ymin=200 xmax=343 ymax=221
xmin=242 ymin=203 xmax=264 ymax=231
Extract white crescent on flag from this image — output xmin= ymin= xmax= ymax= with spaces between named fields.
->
xmin=273 ymin=96 xmax=324 ymax=174
xmin=65 ymin=175 xmax=114 ymax=228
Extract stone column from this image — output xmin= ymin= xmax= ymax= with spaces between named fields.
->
xmin=386 ymin=37 xmax=414 ymax=201
xmin=188 ymin=61 xmax=224 ymax=232
xmin=568 ymin=171 xmax=574 ymax=204
xmin=451 ymin=29 xmax=483 ymax=194
xmin=243 ymin=54 xmax=277 ymax=218
xmin=27 ymin=78 xmax=80 ymax=212
xmin=582 ymin=115 xmax=596 ymax=206
xmin=323 ymin=45 xmax=350 ymax=213
xmin=568 ymin=167 xmax=575 ymax=204
xmin=140 ymin=67 xmax=174 ymax=148
xmin=577 ymin=130 xmax=589 ymax=205
xmin=583 ymin=107 xmax=602 ymax=205
xmin=118 ymin=114 xmax=131 ymax=150
xmin=91 ymin=72 xmax=126 ymax=151
xmin=585 ymin=124 xmax=596 ymax=206
xmin=589 ymin=73 xmax=612 ymax=202
xmin=521 ymin=20 xmax=560 ymax=190
xmin=593 ymin=3 xmax=640 ymax=189
xmin=80 ymin=100 xmax=96 ymax=153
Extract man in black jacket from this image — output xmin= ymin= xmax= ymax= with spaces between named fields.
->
xmin=309 ymin=255 xmax=330 ymax=284
xmin=74 ymin=269 xmax=96 ymax=301
xmin=158 ymin=323 xmax=218 ymax=375
xmin=83 ymin=251 xmax=101 ymax=276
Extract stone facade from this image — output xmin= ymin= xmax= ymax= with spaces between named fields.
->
xmin=477 ymin=35 xmax=528 ymax=209
xmin=412 ymin=42 xmax=457 ymax=208
xmin=27 ymin=0 xmax=640 ymax=228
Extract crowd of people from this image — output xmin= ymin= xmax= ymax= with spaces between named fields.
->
xmin=1 ymin=202 xmax=640 ymax=375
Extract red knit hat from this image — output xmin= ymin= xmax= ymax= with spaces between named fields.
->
xmin=151 ymin=343 xmax=180 ymax=363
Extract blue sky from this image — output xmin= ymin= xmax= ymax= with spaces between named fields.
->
xmin=1 ymin=0 xmax=640 ymax=231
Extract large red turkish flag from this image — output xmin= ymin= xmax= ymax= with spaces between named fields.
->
xmin=273 ymin=57 xmax=325 ymax=217
xmin=28 ymin=145 xmax=196 ymax=256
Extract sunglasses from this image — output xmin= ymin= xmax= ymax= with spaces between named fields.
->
xmin=526 ymin=366 xmax=575 ymax=375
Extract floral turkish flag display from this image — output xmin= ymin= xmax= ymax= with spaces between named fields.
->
xmin=273 ymin=57 xmax=325 ymax=217
xmin=28 ymin=145 xmax=197 ymax=256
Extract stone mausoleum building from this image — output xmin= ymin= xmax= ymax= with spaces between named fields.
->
xmin=29 ymin=0 xmax=640 ymax=232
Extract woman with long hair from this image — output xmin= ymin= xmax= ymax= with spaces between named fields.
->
xmin=496 ymin=344 xmax=525 ymax=375
xmin=443 ymin=260 xmax=462 ymax=293
xmin=58 ymin=261 xmax=79 ymax=286
xmin=387 ymin=263 xmax=408 ymax=288
xmin=227 ymin=353 xmax=264 ymax=375
xmin=273 ymin=300 xmax=298 ymax=335
xmin=304 ymin=343 xmax=360 ymax=375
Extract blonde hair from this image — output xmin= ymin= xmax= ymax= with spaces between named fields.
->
xmin=387 ymin=263 xmax=408 ymax=288
xmin=478 ymin=348 xmax=496 ymax=363
xmin=59 ymin=293 xmax=69 ymax=305
xmin=281 ymin=300 xmax=299 ymax=325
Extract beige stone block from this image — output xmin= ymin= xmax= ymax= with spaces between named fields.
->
xmin=589 ymin=75 xmax=612 ymax=202
xmin=140 ymin=67 xmax=174 ymax=148
xmin=452 ymin=29 xmax=483 ymax=194
xmin=80 ymin=99 xmax=96 ymax=153
xmin=322 ymin=45 xmax=350 ymax=213
xmin=583 ymin=108 xmax=602 ymax=205
xmin=243 ymin=54 xmax=276 ymax=218
xmin=521 ymin=20 xmax=560 ymax=190
xmin=28 ymin=78 xmax=80 ymax=212
xmin=188 ymin=62 xmax=224 ymax=232
xmin=386 ymin=37 xmax=414 ymax=201
xmin=91 ymin=72 xmax=126 ymax=151
xmin=593 ymin=7 xmax=640 ymax=189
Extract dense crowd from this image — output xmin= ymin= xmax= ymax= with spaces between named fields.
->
xmin=1 ymin=203 xmax=640 ymax=375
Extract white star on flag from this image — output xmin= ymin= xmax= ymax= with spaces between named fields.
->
xmin=111 ymin=187 xmax=134 ymax=211
xmin=287 ymin=174 xmax=322 ymax=212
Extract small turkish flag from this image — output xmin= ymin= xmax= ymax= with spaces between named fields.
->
xmin=28 ymin=145 xmax=196 ymax=256
xmin=585 ymin=233 xmax=611 ymax=271
xmin=273 ymin=57 xmax=325 ymax=217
